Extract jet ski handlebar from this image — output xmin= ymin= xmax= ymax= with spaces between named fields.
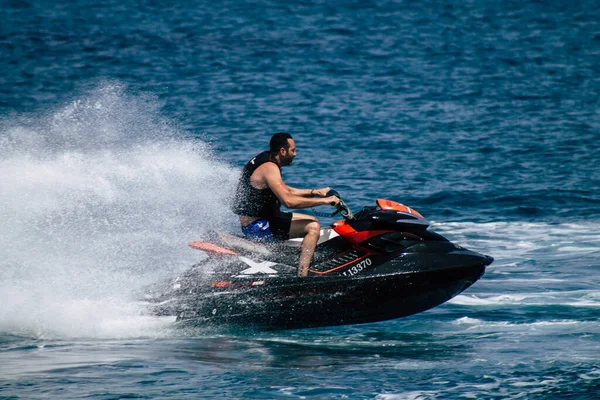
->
xmin=326 ymin=189 xmax=355 ymax=220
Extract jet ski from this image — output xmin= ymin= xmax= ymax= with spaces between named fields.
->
xmin=146 ymin=192 xmax=493 ymax=330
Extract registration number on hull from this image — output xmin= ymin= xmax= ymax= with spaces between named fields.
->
xmin=342 ymin=258 xmax=372 ymax=277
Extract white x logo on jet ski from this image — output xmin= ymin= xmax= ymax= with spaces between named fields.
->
xmin=238 ymin=256 xmax=278 ymax=275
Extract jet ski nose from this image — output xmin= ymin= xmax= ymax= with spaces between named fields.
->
xmin=447 ymin=249 xmax=494 ymax=270
xmin=467 ymin=252 xmax=493 ymax=267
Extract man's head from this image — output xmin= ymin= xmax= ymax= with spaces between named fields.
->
xmin=270 ymin=132 xmax=296 ymax=166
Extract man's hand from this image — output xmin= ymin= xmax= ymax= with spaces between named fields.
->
xmin=325 ymin=195 xmax=341 ymax=207
xmin=312 ymin=187 xmax=331 ymax=197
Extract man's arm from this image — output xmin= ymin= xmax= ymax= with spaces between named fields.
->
xmin=288 ymin=186 xmax=331 ymax=197
xmin=260 ymin=164 xmax=338 ymax=209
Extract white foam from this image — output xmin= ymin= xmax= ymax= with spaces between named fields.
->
xmin=431 ymin=220 xmax=600 ymax=263
xmin=0 ymin=84 xmax=238 ymax=339
xmin=452 ymin=316 xmax=589 ymax=333
xmin=450 ymin=291 xmax=600 ymax=307
xmin=376 ymin=392 xmax=439 ymax=400
xmin=579 ymin=369 xmax=600 ymax=381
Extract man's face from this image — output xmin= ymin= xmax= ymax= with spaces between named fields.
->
xmin=280 ymin=139 xmax=296 ymax=166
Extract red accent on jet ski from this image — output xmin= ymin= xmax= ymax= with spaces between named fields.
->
xmin=189 ymin=241 xmax=238 ymax=256
xmin=211 ymin=281 xmax=232 ymax=287
xmin=332 ymin=220 xmax=393 ymax=245
xmin=332 ymin=220 xmax=356 ymax=235
xmin=376 ymin=199 xmax=424 ymax=219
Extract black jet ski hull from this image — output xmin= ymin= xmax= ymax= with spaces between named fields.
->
xmin=171 ymin=260 xmax=487 ymax=331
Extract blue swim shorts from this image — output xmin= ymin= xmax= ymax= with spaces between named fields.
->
xmin=241 ymin=212 xmax=292 ymax=241
xmin=241 ymin=219 xmax=273 ymax=241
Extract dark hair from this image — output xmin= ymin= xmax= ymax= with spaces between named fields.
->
xmin=269 ymin=132 xmax=293 ymax=153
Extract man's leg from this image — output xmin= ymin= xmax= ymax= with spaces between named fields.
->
xmin=288 ymin=213 xmax=320 ymax=277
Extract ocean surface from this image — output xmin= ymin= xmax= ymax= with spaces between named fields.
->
xmin=1 ymin=0 xmax=599 ymax=398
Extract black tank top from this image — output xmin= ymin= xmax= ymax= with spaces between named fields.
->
xmin=231 ymin=151 xmax=281 ymax=218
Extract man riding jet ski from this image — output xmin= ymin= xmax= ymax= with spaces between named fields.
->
xmin=144 ymin=133 xmax=493 ymax=330
xmin=231 ymin=132 xmax=341 ymax=277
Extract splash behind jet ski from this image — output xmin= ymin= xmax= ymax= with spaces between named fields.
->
xmin=146 ymin=193 xmax=493 ymax=330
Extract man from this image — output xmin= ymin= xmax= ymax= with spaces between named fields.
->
xmin=232 ymin=132 xmax=340 ymax=277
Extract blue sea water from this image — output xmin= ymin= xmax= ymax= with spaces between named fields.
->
xmin=1 ymin=0 xmax=599 ymax=398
